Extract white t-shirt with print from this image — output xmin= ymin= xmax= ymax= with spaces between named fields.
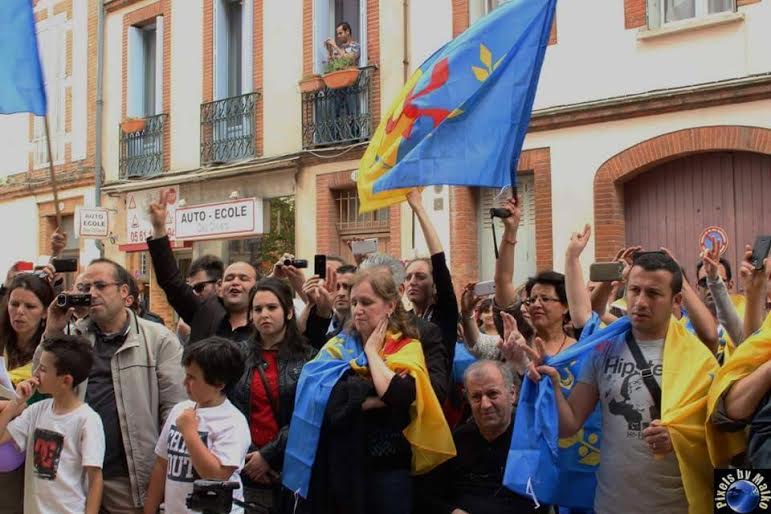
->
xmin=7 ymin=399 xmax=105 ymax=514
xmin=156 ymin=399 xmax=251 ymax=514
xmin=578 ymin=337 xmax=687 ymax=514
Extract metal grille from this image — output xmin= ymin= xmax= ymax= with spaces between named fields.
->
xmin=302 ymin=67 xmax=373 ymax=149
xmin=119 ymin=114 xmax=167 ymax=179
xmin=334 ymin=188 xmax=389 ymax=233
xmin=200 ymin=92 xmax=261 ymax=166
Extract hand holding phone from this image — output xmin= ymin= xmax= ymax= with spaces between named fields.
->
xmin=473 ymin=280 xmax=496 ymax=297
xmin=314 ymin=255 xmax=327 ymax=281
xmin=751 ymin=236 xmax=771 ymax=270
xmin=589 ymin=262 xmax=624 ymax=283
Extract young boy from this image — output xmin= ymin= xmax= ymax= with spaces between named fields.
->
xmin=144 ymin=336 xmax=251 ymax=514
xmin=0 ymin=335 xmax=104 ymax=514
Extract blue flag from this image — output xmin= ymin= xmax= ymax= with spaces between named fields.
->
xmin=0 ymin=0 xmax=47 ymax=116
xmin=356 ymin=0 xmax=556 ymax=212
xmin=504 ymin=316 xmax=632 ymax=509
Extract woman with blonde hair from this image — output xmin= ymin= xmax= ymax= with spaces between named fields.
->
xmin=283 ymin=268 xmax=455 ymax=514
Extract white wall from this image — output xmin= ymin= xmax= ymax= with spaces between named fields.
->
xmin=523 ymin=99 xmax=771 ymax=272
xmin=0 ymin=115 xmax=29 ymax=177
xmin=262 ymin=0 xmax=303 ymax=156
xmin=0 ymin=197 xmax=39 ymax=273
xmin=170 ymin=0 xmax=203 ymax=171
xmin=103 ymin=10 xmax=124 ymax=182
xmin=533 ymin=1 xmax=771 ymax=110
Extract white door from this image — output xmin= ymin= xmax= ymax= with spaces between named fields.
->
xmin=478 ymin=174 xmax=536 ymax=286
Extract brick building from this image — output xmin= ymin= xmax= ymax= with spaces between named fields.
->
xmin=0 ymin=0 xmax=100 ymax=278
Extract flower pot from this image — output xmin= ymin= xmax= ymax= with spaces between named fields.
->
xmin=299 ymin=75 xmax=325 ymax=93
xmin=322 ymin=68 xmax=360 ymax=89
xmin=121 ymin=118 xmax=146 ymax=133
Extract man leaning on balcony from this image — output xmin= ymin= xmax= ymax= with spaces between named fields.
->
xmin=325 ymin=21 xmax=360 ymax=67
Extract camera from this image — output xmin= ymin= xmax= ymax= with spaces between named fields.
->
xmin=489 ymin=208 xmax=512 ymax=219
xmin=283 ymin=258 xmax=308 ymax=268
xmin=186 ymin=480 xmax=240 ymax=514
xmin=56 ymin=293 xmax=91 ymax=309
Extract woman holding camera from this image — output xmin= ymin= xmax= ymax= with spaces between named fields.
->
xmin=229 ymin=277 xmax=316 ymax=513
xmin=0 ymin=273 xmax=55 ymax=514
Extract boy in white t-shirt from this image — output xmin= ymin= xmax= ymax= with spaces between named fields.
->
xmin=0 ymin=335 xmax=105 ymax=514
xmin=144 ymin=336 xmax=251 ymax=514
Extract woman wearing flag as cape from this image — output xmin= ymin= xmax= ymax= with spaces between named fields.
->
xmin=282 ymin=268 xmax=455 ymax=514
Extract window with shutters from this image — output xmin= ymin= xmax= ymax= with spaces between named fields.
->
xmin=32 ymin=18 xmax=67 ymax=168
xmin=477 ymin=174 xmax=536 ymax=286
xmin=647 ymin=0 xmax=735 ymax=28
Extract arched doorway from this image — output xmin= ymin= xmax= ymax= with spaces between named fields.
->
xmin=594 ymin=126 xmax=771 ymax=262
xmin=623 ymin=151 xmax=771 ymax=278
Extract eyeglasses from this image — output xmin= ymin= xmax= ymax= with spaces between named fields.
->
xmin=524 ymin=295 xmax=562 ymax=307
xmin=76 ymin=281 xmax=120 ymax=293
xmin=191 ymin=280 xmax=217 ymax=294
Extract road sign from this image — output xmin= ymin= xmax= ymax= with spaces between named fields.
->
xmin=175 ymin=198 xmax=263 ymax=241
xmin=76 ymin=207 xmax=109 ymax=238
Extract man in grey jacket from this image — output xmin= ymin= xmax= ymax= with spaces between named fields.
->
xmin=44 ymin=258 xmax=186 ymax=513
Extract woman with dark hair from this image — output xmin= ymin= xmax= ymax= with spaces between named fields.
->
xmin=283 ymin=268 xmax=455 ymax=514
xmin=229 ymin=277 xmax=315 ymax=513
xmin=0 ymin=273 xmax=55 ymax=514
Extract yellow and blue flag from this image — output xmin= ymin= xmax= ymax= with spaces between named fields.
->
xmin=356 ymin=0 xmax=557 ymax=212
xmin=0 ymin=0 xmax=47 ymax=116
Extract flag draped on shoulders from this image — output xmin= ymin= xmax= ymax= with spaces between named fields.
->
xmin=282 ymin=331 xmax=455 ymax=498
xmin=0 ymin=0 xmax=47 ymax=116
xmin=356 ymin=0 xmax=557 ymax=212
xmin=707 ymin=312 xmax=771 ymax=466
xmin=505 ymin=316 xmax=742 ymax=514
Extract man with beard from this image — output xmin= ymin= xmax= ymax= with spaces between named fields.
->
xmin=146 ymin=191 xmax=257 ymax=345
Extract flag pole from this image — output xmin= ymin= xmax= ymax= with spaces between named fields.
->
xmin=43 ymin=114 xmax=62 ymax=228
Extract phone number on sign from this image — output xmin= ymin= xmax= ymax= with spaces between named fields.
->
xmin=128 ymin=227 xmax=175 ymax=243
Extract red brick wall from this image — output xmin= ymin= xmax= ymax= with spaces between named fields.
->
xmin=253 ymin=0 xmax=264 ymax=156
xmin=624 ymin=0 xmax=647 ymax=29
xmin=593 ymin=126 xmax=771 ymax=261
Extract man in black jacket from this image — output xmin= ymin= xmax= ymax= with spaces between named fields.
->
xmin=146 ymin=191 xmax=257 ymax=344
xmin=416 ymin=360 xmax=547 ymax=514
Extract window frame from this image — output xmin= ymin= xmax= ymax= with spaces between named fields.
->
xmin=648 ymin=0 xmax=736 ymax=28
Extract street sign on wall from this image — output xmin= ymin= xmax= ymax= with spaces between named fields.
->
xmin=174 ymin=198 xmax=263 ymax=241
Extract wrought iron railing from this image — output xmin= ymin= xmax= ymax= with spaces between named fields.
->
xmin=302 ymin=66 xmax=373 ymax=149
xmin=200 ymin=92 xmax=261 ymax=166
xmin=119 ymin=114 xmax=167 ymax=179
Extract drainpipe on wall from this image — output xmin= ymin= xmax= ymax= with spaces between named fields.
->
xmin=94 ymin=0 xmax=106 ymax=256
xmin=403 ymin=0 xmax=410 ymax=83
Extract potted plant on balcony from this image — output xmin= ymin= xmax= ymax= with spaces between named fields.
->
xmin=298 ymin=73 xmax=325 ymax=93
xmin=121 ymin=117 xmax=146 ymax=133
xmin=322 ymin=57 xmax=359 ymax=89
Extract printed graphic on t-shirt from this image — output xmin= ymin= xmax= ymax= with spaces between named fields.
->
xmin=33 ymin=428 xmax=64 ymax=480
xmin=166 ymin=425 xmax=208 ymax=483
xmin=602 ymin=355 xmax=662 ymax=439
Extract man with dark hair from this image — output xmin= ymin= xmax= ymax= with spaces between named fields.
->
xmin=147 ymin=191 xmax=257 ymax=345
xmin=416 ymin=360 xmax=546 ymax=514
xmin=187 ymin=254 xmax=224 ymax=300
xmin=43 ymin=258 xmax=186 ymax=514
xmin=125 ymin=275 xmax=165 ymax=326
xmin=692 ymin=254 xmax=744 ymax=352
xmin=302 ymin=264 xmax=357 ymax=349
xmin=324 ymin=21 xmax=360 ymax=66
xmin=528 ymin=251 xmax=727 ymax=513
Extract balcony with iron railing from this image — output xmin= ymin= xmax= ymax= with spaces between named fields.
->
xmin=302 ymin=66 xmax=374 ymax=149
xmin=200 ymin=92 xmax=261 ymax=166
xmin=119 ymin=114 xmax=167 ymax=179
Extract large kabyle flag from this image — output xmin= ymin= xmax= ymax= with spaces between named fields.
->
xmin=0 ymin=0 xmax=47 ymax=116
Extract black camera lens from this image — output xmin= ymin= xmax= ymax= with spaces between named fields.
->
xmin=56 ymin=293 xmax=68 ymax=308
xmin=283 ymin=259 xmax=292 ymax=266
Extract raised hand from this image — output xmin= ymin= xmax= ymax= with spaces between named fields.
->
xmin=498 ymin=311 xmax=528 ymax=372
xmin=461 ymin=282 xmax=480 ymax=317
xmin=701 ymin=236 xmax=722 ymax=281
xmin=406 ymin=188 xmax=423 ymax=211
xmin=15 ymin=377 xmax=39 ymax=404
xmin=148 ymin=190 xmax=169 ymax=237
xmin=566 ymin=224 xmax=592 ymax=260
xmin=501 ymin=197 xmax=522 ymax=232
xmin=51 ymin=228 xmax=67 ymax=256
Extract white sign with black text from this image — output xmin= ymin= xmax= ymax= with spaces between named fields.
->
xmin=126 ymin=186 xmax=179 ymax=244
xmin=174 ymin=198 xmax=262 ymax=241
xmin=76 ymin=207 xmax=109 ymax=238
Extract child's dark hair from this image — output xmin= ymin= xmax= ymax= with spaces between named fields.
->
xmin=181 ymin=337 xmax=245 ymax=390
xmin=40 ymin=335 xmax=94 ymax=387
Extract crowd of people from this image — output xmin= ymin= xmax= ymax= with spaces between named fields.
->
xmin=0 ymin=188 xmax=769 ymax=514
